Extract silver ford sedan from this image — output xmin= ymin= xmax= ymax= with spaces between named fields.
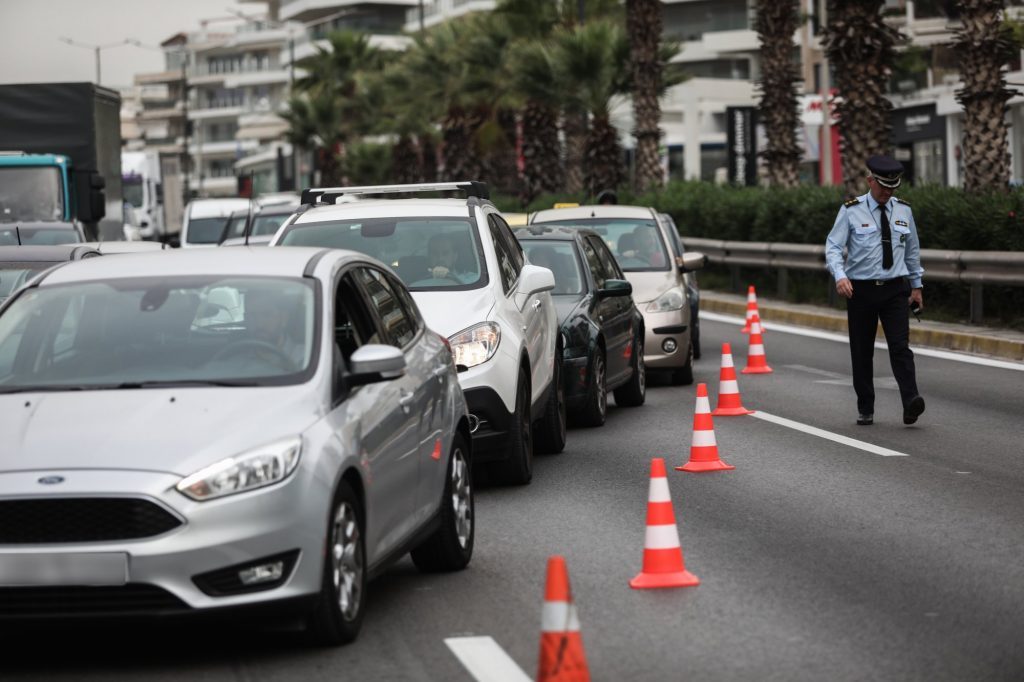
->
xmin=0 ymin=247 xmax=473 ymax=645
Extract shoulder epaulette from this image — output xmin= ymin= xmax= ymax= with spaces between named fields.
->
xmin=843 ymin=197 xmax=860 ymax=207
xmin=894 ymin=197 xmax=910 ymax=206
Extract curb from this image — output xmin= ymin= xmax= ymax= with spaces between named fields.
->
xmin=699 ymin=294 xmax=1024 ymax=362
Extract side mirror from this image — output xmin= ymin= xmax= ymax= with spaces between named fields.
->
xmin=678 ymin=252 xmax=707 ymax=273
xmin=347 ymin=344 xmax=406 ymax=386
xmin=518 ymin=264 xmax=555 ymax=296
xmin=598 ymin=278 xmax=632 ymax=298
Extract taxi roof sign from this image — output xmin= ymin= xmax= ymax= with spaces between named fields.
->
xmin=553 ymin=202 xmax=580 ymax=209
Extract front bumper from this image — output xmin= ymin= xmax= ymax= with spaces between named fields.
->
xmin=462 ymin=386 xmax=516 ymax=463
xmin=640 ymin=308 xmax=691 ymax=370
xmin=0 ymin=468 xmax=328 ymax=619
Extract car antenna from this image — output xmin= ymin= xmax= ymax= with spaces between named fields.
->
xmin=243 ymin=171 xmax=256 ymax=246
xmin=14 ymin=225 xmax=22 ymax=245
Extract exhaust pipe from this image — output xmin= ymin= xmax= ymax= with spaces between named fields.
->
xmin=468 ymin=414 xmax=481 ymax=434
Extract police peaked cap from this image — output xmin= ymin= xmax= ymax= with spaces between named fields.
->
xmin=866 ymin=154 xmax=904 ymax=189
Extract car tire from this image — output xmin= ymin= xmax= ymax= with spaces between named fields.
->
xmin=613 ymin=335 xmax=646 ymax=407
xmin=411 ymin=433 xmax=474 ymax=572
xmin=670 ymin=340 xmax=695 ymax=386
xmin=576 ymin=350 xmax=607 ymax=427
xmin=535 ymin=355 xmax=566 ymax=454
xmin=306 ymin=479 xmax=366 ymax=646
xmin=493 ymin=367 xmax=533 ymax=485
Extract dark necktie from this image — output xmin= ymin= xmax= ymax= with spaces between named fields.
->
xmin=879 ymin=203 xmax=893 ymax=270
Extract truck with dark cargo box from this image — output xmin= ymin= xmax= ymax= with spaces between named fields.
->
xmin=0 ymin=82 xmax=124 ymax=241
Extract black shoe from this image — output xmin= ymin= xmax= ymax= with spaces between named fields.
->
xmin=903 ymin=396 xmax=925 ymax=425
xmin=857 ymin=413 xmax=873 ymax=426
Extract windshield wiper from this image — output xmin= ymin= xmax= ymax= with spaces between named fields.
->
xmin=114 ymin=379 xmax=260 ymax=388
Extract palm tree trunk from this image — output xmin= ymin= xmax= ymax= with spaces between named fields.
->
xmin=391 ymin=134 xmax=420 ymax=185
xmin=522 ymin=100 xmax=564 ymax=202
xmin=755 ymin=0 xmax=802 ymax=188
xmin=956 ymin=0 xmax=1017 ymax=192
xmin=823 ymin=1 xmax=902 ymax=195
xmin=585 ymin=115 xmax=624 ymax=197
xmin=442 ymin=106 xmax=478 ymax=181
xmin=563 ymin=109 xmax=588 ymax=194
xmin=627 ymin=0 xmax=664 ymax=192
xmin=420 ymin=135 xmax=439 ymax=182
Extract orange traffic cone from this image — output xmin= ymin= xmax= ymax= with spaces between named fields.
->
xmin=631 ymin=458 xmax=700 ymax=588
xmin=741 ymin=285 xmax=764 ymax=333
xmin=676 ymin=384 xmax=735 ymax=473
xmin=712 ymin=343 xmax=754 ymax=416
xmin=742 ymin=313 xmax=773 ymax=374
xmin=538 ymin=556 xmax=590 ymax=682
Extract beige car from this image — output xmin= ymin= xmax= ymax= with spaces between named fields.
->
xmin=530 ymin=205 xmax=705 ymax=384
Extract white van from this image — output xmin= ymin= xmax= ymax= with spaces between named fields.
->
xmin=180 ymin=198 xmax=251 ymax=248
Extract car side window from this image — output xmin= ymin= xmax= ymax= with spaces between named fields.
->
xmin=592 ymin=237 xmax=625 ymax=282
xmin=492 ymin=214 xmax=525 ymax=272
xmin=488 ymin=217 xmax=519 ymax=295
xmin=334 ymin=273 xmax=381 ymax=370
xmin=388 ymin=274 xmax=423 ymax=337
xmin=581 ymin=237 xmax=606 ymax=289
xmin=353 ymin=267 xmax=417 ymax=348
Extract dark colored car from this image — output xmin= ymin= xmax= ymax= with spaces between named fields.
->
xmin=0 ymin=244 xmax=100 ymax=304
xmin=515 ymin=226 xmax=645 ymax=426
xmin=659 ymin=213 xmax=701 ymax=359
xmin=220 ymin=204 xmax=297 ymax=247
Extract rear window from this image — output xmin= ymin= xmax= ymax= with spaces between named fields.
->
xmin=186 ymin=217 xmax=229 ymax=244
xmin=0 ymin=226 xmax=81 ymax=246
xmin=531 ymin=218 xmax=670 ymax=272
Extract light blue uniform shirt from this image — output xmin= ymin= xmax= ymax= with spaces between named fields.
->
xmin=825 ymin=192 xmax=924 ymax=288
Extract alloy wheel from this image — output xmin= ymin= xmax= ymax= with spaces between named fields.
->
xmin=451 ymin=446 xmax=472 ymax=549
xmin=330 ymin=502 xmax=363 ymax=622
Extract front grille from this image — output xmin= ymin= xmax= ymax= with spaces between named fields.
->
xmin=0 ymin=498 xmax=182 ymax=544
xmin=0 ymin=584 xmax=188 ymax=617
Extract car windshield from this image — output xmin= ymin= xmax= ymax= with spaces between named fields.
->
xmin=0 ymin=225 xmax=81 ymax=245
xmin=279 ymin=217 xmax=485 ymax=291
xmin=0 ymin=166 xmax=64 ymax=223
xmin=0 ymin=276 xmax=317 ymax=391
xmin=223 ymin=215 xmax=248 ymax=241
xmin=186 ymin=217 xmax=230 ymax=244
xmin=252 ymin=213 xmax=290 ymax=236
xmin=0 ymin=263 xmax=50 ymax=301
xmin=123 ymin=178 xmax=144 ymax=208
xmin=534 ymin=218 xmax=670 ymax=272
xmin=520 ymin=240 xmax=584 ymax=295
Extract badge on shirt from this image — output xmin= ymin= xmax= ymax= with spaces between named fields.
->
xmin=900 ymin=234 xmax=907 ymax=244
xmin=861 ymin=223 xmax=870 ymax=227
xmin=895 ymin=220 xmax=908 ymax=227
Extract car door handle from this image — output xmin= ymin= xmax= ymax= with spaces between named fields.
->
xmin=432 ymin=365 xmax=448 ymax=378
xmin=399 ymin=390 xmax=415 ymax=412
xmin=532 ymin=300 xmax=542 ymax=310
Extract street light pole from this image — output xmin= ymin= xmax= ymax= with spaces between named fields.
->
xmin=58 ymin=37 xmax=135 ymax=85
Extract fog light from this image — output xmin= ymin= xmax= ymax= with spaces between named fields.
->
xmin=662 ymin=338 xmax=678 ymax=353
xmin=239 ymin=560 xmax=285 ymax=586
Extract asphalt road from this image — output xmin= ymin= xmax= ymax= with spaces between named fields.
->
xmin=5 ymin=314 xmax=1024 ymax=681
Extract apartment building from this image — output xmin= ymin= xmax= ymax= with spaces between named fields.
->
xmin=280 ymin=0 xmax=416 ymax=55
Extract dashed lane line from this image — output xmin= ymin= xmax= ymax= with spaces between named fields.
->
xmin=700 ymin=311 xmax=1024 ymax=372
xmin=750 ymin=410 xmax=910 ymax=458
xmin=445 ymin=636 xmax=532 ymax=682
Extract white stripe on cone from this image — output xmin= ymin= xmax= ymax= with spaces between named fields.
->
xmin=751 ymin=323 xmax=763 ymax=335
xmin=719 ymin=379 xmax=738 ymax=393
xmin=644 ymin=523 xmax=682 ymax=550
xmin=749 ymin=344 xmax=765 ymax=355
xmin=541 ymin=601 xmax=582 ymax=633
xmin=722 ymin=354 xmax=735 ymax=368
xmin=648 ymin=476 xmax=671 ymax=503
xmin=691 ymin=430 xmax=717 ymax=447
xmin=695 ymin=395 xmax=711 ymax=413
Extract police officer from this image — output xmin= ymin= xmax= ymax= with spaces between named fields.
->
xmin=825 ymin=154 xmax=926 ymax=426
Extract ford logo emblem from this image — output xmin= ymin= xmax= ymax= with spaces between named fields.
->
xmin=38 ymin=476 xmax=65 ymax=485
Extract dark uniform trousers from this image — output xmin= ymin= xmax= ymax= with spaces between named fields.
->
xmin=847 ymin=278 xmax=919 ymax=415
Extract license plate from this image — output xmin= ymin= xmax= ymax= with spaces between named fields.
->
xmin=0 ymin=553 xmax=128 ymax=586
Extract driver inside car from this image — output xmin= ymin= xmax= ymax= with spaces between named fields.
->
xmin=243 ymin=291 xmax=305 ymax=370
xmin=626 ymin=225 xmax=666 ymax=268
xmin=426 ymin=233 xmax=466 ymax=283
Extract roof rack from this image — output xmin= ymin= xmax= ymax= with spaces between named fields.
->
xmin=300 ymin=181 xmax=489 ymax=206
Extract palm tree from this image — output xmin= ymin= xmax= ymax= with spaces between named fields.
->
xmin=508 ymin=40 xmax=564 ymax=201
xmin=955 ymin=0 xmax=1017 ymax=192
xmin=822 ymin=1 xmax=903 ymax=195
xmin=553 ymin=20 xmax=630 ymax=197
xmin=627 ymin=0 xmax=665 ymax=192
xmin=754 ymin=0 xmax=802 ymax=188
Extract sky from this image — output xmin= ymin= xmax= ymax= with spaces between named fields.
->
xmin=0 ymin=0 xmax=252 ymax=89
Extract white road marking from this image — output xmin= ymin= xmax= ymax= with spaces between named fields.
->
xmin=701 ymin=311 xmax=1024 ymax=371
xmin=445 ymin=636 xmax=533 ymax=682
xmin=750 ymin=411 xmax=910 ymax=457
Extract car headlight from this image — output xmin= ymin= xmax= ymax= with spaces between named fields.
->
xmin=449 ymin=322 xmax=501 ymax=369
xmin=646 ymin=286 xmax=686 ymax=313
xmin=176 ymin=437 xmax=302 ymax=501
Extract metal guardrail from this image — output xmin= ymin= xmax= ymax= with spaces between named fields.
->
xmin=681 ymin=237 xmax=1024 ymax=324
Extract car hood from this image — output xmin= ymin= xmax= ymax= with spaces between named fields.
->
xmin=623 ymin=270 xmax=679 ymax=304
xmin=411 ymin=287 xmax=495 ymax=338
xmin=0 ymin=387 xmax=320 ymax=476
